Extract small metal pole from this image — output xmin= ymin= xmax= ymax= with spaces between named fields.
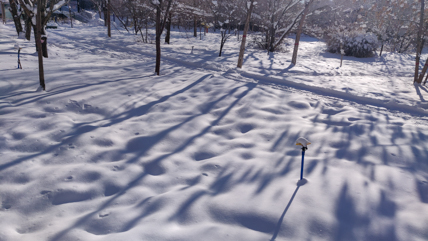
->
xmin=300 ymin=147 xmax=306 ymax=180
xmin=296 ymin=137 xmax=310 ymax=181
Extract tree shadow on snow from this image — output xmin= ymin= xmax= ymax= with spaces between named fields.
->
xmin=47 ymin=81 xmax=257 ymax=241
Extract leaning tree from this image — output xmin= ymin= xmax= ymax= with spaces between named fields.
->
xmin=19 ymin=0 xmax=68 ymax=90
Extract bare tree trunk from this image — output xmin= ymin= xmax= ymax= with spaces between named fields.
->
xmin=25 ymin=16 xmax=32 ymax=40
xmin=69 ymin=2 xmax=73 ymax=28
xmin=153 ymin=0 xmax=172 ymax=75
xmin=219 ymin=31 xmax=229 ymax=56
xmin=33 ymin=26 xmax=38 ymax=51
xmin=133 ymin=7 xmax=138 ymax=35
xmin=155 ymin=5 xmax=161 ymax=75
xmin=9 ymin=0 xmax=23 ymax=35
xmin=98 ymin=3 xmax=102 ymax=19
xmin=1 ymin=2 xmax=5 ymax=24
xmin=104 ymin=1 xmax=107 ymax=26
xmin=291 ymin=0 xmax=311 ymax=65
xmin=36 ymin=0 xmax=45 ymax=90
xmin=417 ymin=0 xmax=426 ymax=83
xmin=269 ymin=27 xmax=275 ymax=52
xmin=145 ymin=19 xmax=148 ymax=43
xmin=193 ymin=16 xmax=197 ymax=37
xmin=165 ymin=12 xmax=172 ymax=44
xmin=41 ymin=28 xmax=48 ymax=58
xmin=237 ymin=0 xmax=254 ymax=68
xmin=268 ymin=0 xmax=276 ymax=52
xmin=107 ymin=0 xmax=111 ymax=37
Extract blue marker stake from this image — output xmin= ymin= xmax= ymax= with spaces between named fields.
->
xmin=300 ymin=147 xmax=307 ymax=180
xmin=296 ymin=137 xmax=310 ymax=181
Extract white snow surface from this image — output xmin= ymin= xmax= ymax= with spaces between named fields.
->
xmin=1 ymin=20 xmax=428 ymax=241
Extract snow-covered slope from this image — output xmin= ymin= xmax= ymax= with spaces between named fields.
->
xmin=0 ymin=22 xmax=427 ymax=241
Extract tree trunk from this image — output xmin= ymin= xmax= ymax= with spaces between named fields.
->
xmin=33 ymin=26 xmax=38 ymax=51
xmin=237 ymin=0 xmax=254 ymax=68
xmin=193 ymin=16 xmax=197 ymax=37
xmin=69 ymin=2 xmax=73 ymax=28
xmin=9 ymin=0 xmax=23 ymax=35
xmin=417 ymin=0 xmax=426 ymax=83
xmin=104 ymin=2 xmax=107 ymax=26
xmin=268 ymin=1 xmax=276 ymax=52
xmin=107 ymin=0 xmax=111 ymax=37
xmin=265 ymin=31 xmax=269 ymax=50
xmin=24 ymin=14 xmax=32 ymax=40
xmin=291 ymin=0 xmax=312 ymax=65
xmin=41 ymin=28 xmax=48 ymax=58
xmin=219 ymin=31 xmax=225 ymax=56
xmin=165 ymin=12 xmax=171 ymax=44
xmin=153 ymin=0 xmax=173 ymax=75
xmin=145 ymin=19 xmax=148 ymax=43
xmin=155 ymin=5 xmax=161 ymax=75
xmin=379 ymin=43 xmax=384 ymax=57
xmin=269 ymin=28 xmax=275 ymax=52
xmin=36 ymin=0 xmax=45 ymax=90
xmin=1 ymin=2 xmax=5 ymax=24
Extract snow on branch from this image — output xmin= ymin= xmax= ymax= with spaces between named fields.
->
xmin=50 ymin=0 xmax=68 ymax=13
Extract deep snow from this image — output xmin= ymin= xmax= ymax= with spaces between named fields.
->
xmin=1 ymin=18 xmax=428 ymax=241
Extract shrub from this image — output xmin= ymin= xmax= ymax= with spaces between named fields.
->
xmin=250 ymin=32 xmax=289 ymax=53
xmin=327 ymin=31 xmax=378 ymax=58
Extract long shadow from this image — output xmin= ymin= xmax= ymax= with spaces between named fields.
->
xmin=103 ymin=73 xmax=212 ymax=127
xmin=0 ymin=68 xmax=154 ymax=105
xmin=0 ymin=74 xmax=211 ymax=172
xmin=414 ymin=83 xmax=426 ymax=102
xmin=278 ymin=63 xmax=295 ymax=75
xmin=123 ymin=81 xmax=244 ymax=163
xmin=270 ymin=180 xmax=305 ymax=241
xmin=48 ymin=82 xmax=256 ymax=241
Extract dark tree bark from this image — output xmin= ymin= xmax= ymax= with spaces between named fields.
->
xmin=69 ymin=2 xmax=73 ymax=28
xmin=24 ymin=15 xmax=31 ymax=40
xmin=193 ymin=16 xmax=197 ymax=37
xmin=153 ymin=0 xmax=173 ymax=75
xmin=219 ymin=30 xmax=230 ymax=56
xmin=291 ymin=0 xmax=313 ymax=65
xmin=417 ymin=0 xmax=426 ymax=83
xmin=155 ymin=4 xmax=161 ymax=75
xmin=9 ymin=0 xmax=23 ymax=35
xmin=104 ymin=1 xmax=107 ymax=26
xmin=1 ymin=2 xmax=5 ymax=24
xmin=20 ymin=0 xmax=65 ymax=58
xmin=415 ymin=0 xmax=424 ymax=83
xmin=107 ymin=0 xmax=111 ymax=37
xmin=165 ymin=12 xmax=172 ymax=44
xmin=237 ymin=0 xmax=255 ymax=68
xmin=36 ymin=0 xmax=45 ymax=90
xmin=18 ymin=0 xmax=67 ymax=90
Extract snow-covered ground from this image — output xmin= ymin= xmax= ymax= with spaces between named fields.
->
xmin=1 ymin=19 xmax=428 ymax=241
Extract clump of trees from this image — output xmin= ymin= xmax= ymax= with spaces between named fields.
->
xmin=8 ymin=0 xmax=428 ymax=87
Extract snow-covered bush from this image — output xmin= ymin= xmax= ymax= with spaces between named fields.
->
xmin=250 ymin=33 xmax=288 ymax=53
xmin=327 ymin=31 xmax=378 ymax=58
